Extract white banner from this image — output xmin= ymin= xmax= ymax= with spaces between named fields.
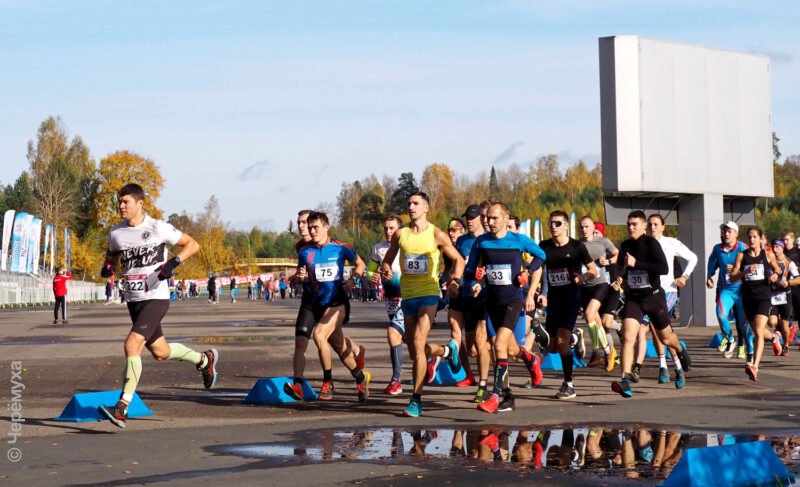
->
xmin=18 ymin=213 xmax=33 ymax=273
xmin=1 ymin=209 xmax=15 ymax=271
xmin=29 ymin=217 xmax=42 ymax=274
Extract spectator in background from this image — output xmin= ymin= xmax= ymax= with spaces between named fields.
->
xmin=207 ymin=275 xmax=218 ymax=304
xmin=105 ymin=277 xmax=114 ymax=304
xmin=230 ymin=276 xmax=237 ymax=303
xmin=52 ymin=266 xmax=73 ymax=324
xmin=280 ymin=275 xmax=288 ymax=299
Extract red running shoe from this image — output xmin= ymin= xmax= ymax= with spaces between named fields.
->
xmin=455 ymin=371 xmax=476 ymax=387
xmin=528 ymin=353 xmax=543 ymax=387
xmin=477 ymin=394 xmax=499 ymax=413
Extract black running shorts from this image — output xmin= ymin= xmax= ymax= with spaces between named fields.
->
xmin=622 ymin=291 xmax=671 ymax=330
xmin=581 ymin=283 xmax=610 ymax=312
xmin=127 ymin=299 xmax=169 ymax=346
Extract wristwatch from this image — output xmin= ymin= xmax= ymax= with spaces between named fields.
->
xmin=174 ymin=255 xmax=182 ymax=264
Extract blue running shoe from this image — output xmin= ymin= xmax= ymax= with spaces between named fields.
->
xmin=403 ymin=398 xmax=423 ymax=417
xmin=611 ymin=377 xmax=633 ymax=398
xmin=446 ymin=340 xmax=460 ymax=373
xmin=658 ymin=367 xmax=670 ymax=384
xmin=675 ymin=370 xmax=685 ymax=389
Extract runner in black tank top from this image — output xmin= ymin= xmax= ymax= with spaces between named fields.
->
xmin=730 ymin=227 xmax=782 ymax=382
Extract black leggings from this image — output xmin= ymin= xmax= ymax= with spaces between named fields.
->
xmin=54 ymin=296 xmax=66 ymax=320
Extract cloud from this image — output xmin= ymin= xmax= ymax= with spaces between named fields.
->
xmin=237 ymin=160 xmax=271 ymax=182
xmin=748 ymin=46 xmax=793 ymax=64
xmin=493 ymin=141 xmax=524 ymax=166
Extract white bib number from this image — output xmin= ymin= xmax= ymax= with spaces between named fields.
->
xmin=486 ymin=264 xmax=513 ymax=286
xmin=627 ymin=270 xmax=651 ymax=289
xmin=314 ymin=263 xmax=339 ymax=282
xmin=386 ymin=299 xmax=401 ymax=314
xmin=404 ymin=254 xmax=428 ymax=275
xmin=124 ymin=273 xmax=148 ymax=298
xmin=744 ymin=264 xmax=765 ymax=281
xmin=548 ymin=268 xmax=570 ymax=287
xmin=772 ymin=292 xmax=788 ymax=305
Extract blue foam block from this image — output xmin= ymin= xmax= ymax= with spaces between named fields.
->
xmin=644 ymin=340 xmax=685 ymax=359
xmin=242 ymin=377 xmax=318 ymax=405
xmin=54 ymin=390 xmax=153 ymax=422
xmin=707 ymin=332 xmax=724 ymax=349
xmin=539 ymin=351 xmax=587 ymax=371
xmin=429 ymin=360 xmax=467 ymax=386
xmin=660 ymin=440 xmax=794 ymax=487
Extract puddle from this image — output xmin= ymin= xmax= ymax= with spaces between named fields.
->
xmin=221 ymin=321 xmax=279 ymax=328
xmin=211 ymin=426 xmax=800 ymax=483
xmin=192 ymin=335 xmax=294 ymax=343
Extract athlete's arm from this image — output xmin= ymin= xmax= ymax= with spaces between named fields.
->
xmin=788 ymin=261 xmax=800 ymax=287
xmin=729 ymin=253 xmax=744 ymax=282
xmin=173 ymin=232 xmax=200 ymax=262
xmin=435 ymin=228 xmax=465 ymax=280
xmin=381 ymin=232 xmax=401 ymax=280
xmin=706 ymin=247 xmax=719 ymax=289
xmin=575 ymin=243 xmax=598 ymax=283
xmin=525 ymin=268 xmax=542 ymax=312
xmin=634 ymin=237 xmax=669 ymax=275
xmin=767 ymin=253 xmax=782 ymax=283
xmin=674 ymin=241 xmax=698 ymax=288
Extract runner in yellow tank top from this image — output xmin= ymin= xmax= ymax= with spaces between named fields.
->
xmin=380 ymin=191 xmax=465 ymax=417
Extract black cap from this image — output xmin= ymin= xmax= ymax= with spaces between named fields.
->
xmin=462 ymin=204 xmax=481 ymax=219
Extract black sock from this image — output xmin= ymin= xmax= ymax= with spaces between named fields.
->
xmin=323 ymin=369 xmax=332 ymax=382
xmin=350 ymin=366 xmax=365 ymax=384
xmin=412 ymin=393 xmax=422 ymax=402
xmin=293 ymin=376 xmax=303 ymax=385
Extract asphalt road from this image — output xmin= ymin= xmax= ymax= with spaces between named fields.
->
xmin=1 ymin=298 xmax=798 ymax=485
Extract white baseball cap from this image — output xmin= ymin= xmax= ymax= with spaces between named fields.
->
xmin=720 ymin=221 xmax=739 ymax=232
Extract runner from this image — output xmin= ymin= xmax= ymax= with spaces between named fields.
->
xmin=595 ymin=222 xmax=624 ymax=361
xmin=611 ymin=210 xmax=691 ymax=398
xmin=635 ymin=214 xmax=698 ymax=387
xmin=296 ymin=211 xmax=371 ymax=401
xmin=449 ymin=205 xmax=491 ymax=402
xmin=468 ymin=202 xmax=545 ymax=413
xmin=284 ymin=210 xmax=364 ymax=400
xmin=97 ymin=183 xmax=215 ymax=429
xmin=729 ymin=226 xmax=783 ymax=381
xmin=781 ymin=231 xmax=800 ymax=346
xmin=367 ymin=214 xmax=405 ymax=395
xmin=706 ymin=221 xmax=754 ymax=360
xmin=537 ymin=210 xmax=598 ymax=399
xmin=577 ymin=216 xmax=619 ymax=373
xmin=768 ymin=238 xmax=799 ymax=356
xmin=380 ymin=191 xmax=465 ymax=417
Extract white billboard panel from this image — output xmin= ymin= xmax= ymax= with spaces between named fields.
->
xmin=600 ymin=36 xmax=773 ymax=197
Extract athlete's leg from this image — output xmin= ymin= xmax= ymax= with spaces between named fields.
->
xmin=752 ymin=314 xmax=769 ymax=369
xmin=620 ymin=318 xmax=640 ymax=377
xmin=407 ymin=305 xmax=436 ymax=396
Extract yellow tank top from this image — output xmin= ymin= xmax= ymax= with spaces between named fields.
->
xmin=398 ymin=224 xmax=441 ymax=299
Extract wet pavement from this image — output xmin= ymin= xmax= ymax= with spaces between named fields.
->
xmin=2 ymin=298 xmax=800 ymax=486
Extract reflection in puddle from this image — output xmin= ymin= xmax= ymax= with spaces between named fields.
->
xmin=213 ymin=427 xmax=800 ymax=482
xmin=193 ymin=335 xmax=294 ymax=343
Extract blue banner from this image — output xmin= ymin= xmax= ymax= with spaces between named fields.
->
xmin=42 ymin=224 xmax=51 ymax=274
xmin=9 ymin=212 xmax=27 ymax=272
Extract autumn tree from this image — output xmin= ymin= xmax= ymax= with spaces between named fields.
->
xmin=387 ymin=172 xmax=418 ymax=214
xmin=0 ymin=173 xmax=36 ymax=215
xmin=421 ymin=163 xmax=455 ymax=219
xmin=92 ymin=150 xmax=164 ymax=230
xmin=188 ymin=195 xmax=235 ymax=277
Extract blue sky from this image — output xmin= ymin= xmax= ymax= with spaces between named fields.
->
xmin=1 ymin=1 xmax=797 ymax=230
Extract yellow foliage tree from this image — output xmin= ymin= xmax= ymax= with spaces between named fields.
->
xmin=421 ymin=162 xmax=455 ymax=220
xmin=92 ymin=150 xmax=165 ymax=230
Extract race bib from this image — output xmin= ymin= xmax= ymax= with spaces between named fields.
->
xmin=486 ymin=264 xmax=513 ymax=286
xmin=386 ymin=299 xmax=401 ymax=314
xmin=627 ymin=270 xmax=651 ymax=289
xmin=123 ymin=273 xmax=148 ymax=298
xmin=548 ymin=268 xmax=570 ymax=287
xmin=314 ymin=263 xmax=339 ymax=282
xmin=404 ymin=254 xmax=428 ymax=275
xmin=771 ymin=292 xmax=788 ymax=305
xmin=744 ymin=264 xmax=765 ymax=281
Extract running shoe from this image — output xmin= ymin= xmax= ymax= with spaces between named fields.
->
xmin=738 ymin=345 xmax=746 ymax=359
xmin=98 ymin=401 xmax=128 ymax=429
xmin=612 ymin=377 xmax=633 ymax=398
xmin=723 ymin=338 xmax=737 ymax=359
xmin=477 ymin=394 xmax=500 ymax=413
xmin=631 ymin=363 xmax=641 ymax=383
xmin=403 ymin=398 xmax=423 ymax=417
xmin=573 ymin=433 xmax=587 ymax=468
xmin=745 ymin=364 xmax=758 ymax=382
xmin=772 ymin=332 xmax=783 ymax=356
xmin=746 ymin=353 xmax=754 ymax=365
xmin=497 ymin=394 xmax=516 ymax=412
xmin=479 ymin=432 xmax=500 ymax=450
xmin=554 ymin=382 xmax=576 ymax=399
xmin=473 ymin=386 xmax=489 ymax=403
xmin=283 ymin=381 xmax=304 ymax=401
xmin=674 ymin=369 xmax=685 ymax=389
xmin=318 ymin=381 xmax=334 ymax=401
xmin=658 ymin=367 xmax=670 ymax=384
xmin=62 ymin=320 xmax=69 ymax=325
xmin=717 ymin=335 xmax=730 ymax=352
xmin=356 ymin=345 xmax=366 ymax=371
xmin=425 ymin=356 xmax=441 ymax=384
xmin=455 ymin=371 xmax=476 ymax=388
xmin=198 ymin=349 xmax=219 ymax=389
xmin=357 ymin=371 xmax=371 ymax=402
xmin=523 ymin=378 xmax=534 ymax=389
xmin=789 ymin=325 xmax=797 ymax=345
xmin=383 ymin=379 xmax=403 ymax=395
xmin=605 ymin=347 xmax=618 ymax=373
xmin=574 ymin=329 xmax=586 ymax=360
xmin=677 ymin=347 xmax=692 ymax=372
xmin=53 ymin=319 xmax=58 ymax=325
xmin=587 ymin=351 xmax=604 ymax=368
xmin=781 ymin=346 xmax=789 ymax=357
xmin=528 ymin=353 xmax=543 ymax=387
xmin=445 ymin=341 xmax=460 ymax=373
xmin=533 ymin=322 xmax=550 ymax=350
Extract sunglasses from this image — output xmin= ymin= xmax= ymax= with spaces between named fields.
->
xmin=549 ymin=220 xmax=565 ymax=228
